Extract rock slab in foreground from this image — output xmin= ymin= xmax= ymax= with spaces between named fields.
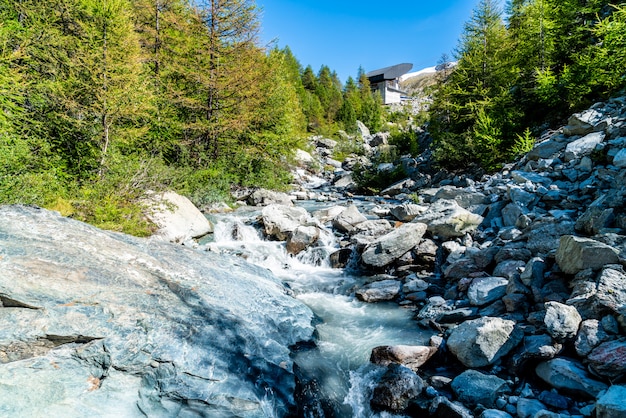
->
xmin=0 ymin=205 xmax=315 ymax=417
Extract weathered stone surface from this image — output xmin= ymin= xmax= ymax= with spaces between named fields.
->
xmin=613 ymin=148 xmax=626 ymax=168
xmin=329 ymin=248 xmax=353 ymax=269
xmin=544 ymin=301 xmax=582 ymax=341
xmin=370 ymin=345 xmax=437 ymax=372
xmin=527 ymin=140 xmax=567 ymax=160
xmin=595 ymin=267 xmax=626 ymax=315
xmin=261 ymin=204 xmax=311 ymax=240
xmin=526 ymin=221 xmax=576 ymax=255
xmin=575 ymin=319 xmax=609 ymax=357
xmin=480 ymin=410 xmax=513 ymax=418
xmin=0 ymin=205 xmax=315 ymax=417
xmin=355 ymin=279 xmax=402 ymax=303
xmin=587 ymin=340 xmax=626 ymax=380
xmin=563 ymin=109 xmax=607 ymax=136
xmin=144 ymin=191 xmax=213 ymax=243
xmin=596 ymin=385 xmax=626 ymax=418
xmin=370 ymin=364 xmax=423 ymax=413
xmin=467 ymin=277 xmax=509 ymax=306
xmin=447 ymin=317 xmax=523 ymax=368
xmin=510 ymin=335 xmax=563 ymax=369
xmin=361 ymin=223 xmax=427 ymax=267
xmin=390 ymin=203 xmax=428 ymax=222
xmin=535 ymin=358 xmax=608 ymax=398
xmin=412 ymin=199 xmax=483 ymax=239
xmin=555 ymin=235 xmax=620 ymax=275
xmin=248 ymin=188 xmax=294 ymax=206
xmin=332 ymin=205 xmax=368 ymax=233
xmin=563 ymin=132 xmax=606 ymax=161
xmin=286 ymin=225 xmax=320 ymax=255
xmin=516 ymin=398 xmax=548 ymax=418
xmin=451 ymin=369 xmax=510 ymax=408
xmin=429 ymin=396 xmax=473 ymax=418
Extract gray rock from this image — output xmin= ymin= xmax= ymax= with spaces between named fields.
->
xmin=587 ymin=340 xmax=626 ymax=380
xmin=563 ymin=109 xmax=608 ymax=136
xmin=412 ymin=199 xmax=483 ymax=239
xmin=144 ymin=191 xmax=213 ymax=243
xmin=333 ymin=173 xmax=357 ymax=190
xmin=370 ymin=364 xmax=423 ymax=413
xmin=516 ymin=398 xmax=548 ymax=418
xmin=381 ymin=178 xmax=417 ymax=197
xmin=595 ymin=267 xmax=626 ymax=316
xmin=555 ymin=235 xmax=620 ymax=275
xmin=356 ymin=279 xmax=402 ymax=302
xmin=527 ymin=140 xmax=567 ymax=161
xmin=248 ymin=188 xmax=294 ymax=206
xmin=370 ymin=345 xmax=437 ymax=372
xmin=390 ymin=203 xmax=428 ymax=222
xmin=361 ymin=222 xmax=427 ymax=267
xmin=596 ymin=385 xmax=626 ymax=418
xmin=0 ymin=206 xmax=314 ymax=417
xmin=286 ymin=225 xmax=321 ymax=255
xmin=502 ymin=202 xmax=528 ymax=227
xmin=493 ymin=259 xmax=526 ymax=280
xmin=447 ymin=317 xmax=523 ymax=368
xmin=575 ymin=319 xmax=609 ymax=357
xmin=613 ymin=148 xmax=626 ymax=168
xmin=429 ymin=396 xmax=473 ymax=418
xmin=451 ymin=369 xmax=510 ymax=408
xmin=434 ymin=186 xmax=487 ymax=209
xmin=332 ymin=204 xmax=368 ymax=233
xmin=467 ymin=277 xmax=509 ymax=307
xmin=544 ymin=301 xmax=582 ymax=341
xmin=535 ymin=358 xmax=608 ymax=398
xmin=262 ymin=204 xmax=312 ymax=240
xmin=564 ymin=132 xmax=606 ymax=162
xmin=480 ymin=410 xmax=513 ymax=418
xmin=510 ymin=335 xmax=562 ymax=369
xmin=526 ymin=221 xmax=576 ymax=255
xmin=357 ymin=120 xmax=370 ymax=137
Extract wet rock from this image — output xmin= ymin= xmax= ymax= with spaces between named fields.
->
xmin=144 ymin=191 xmax=213 ymax=243
xmin=329 ymin=248 xmax=353 ymax=269
xmin=355 ymin=279 xmax=402 ymax=303
xmin=447 ymin=317 xmax=523 ymax=368
xmin=332 ymin=205 xmax=367 ymax=233
xmin=361 ymin=223 xmax=428 ymax=268
xmin=596 ymin=385 xmax=626 ymax=418
xmin=467 ymin=277 xmax=509 ymax=306
xmin=0 ymin=206 xmax=314 ymax=417
xmin=390 ymin=203 xmax=428 ymax=222
xmin=555 ymin=235 xmax=620 ymax=275
xmin=451 ymin=369 xmax=510 ymax=408
xmin=535 ymin=358 xmax=608 ymax=398
xmin=370 ymin=345 xmax=437 ymax=372
xmin=262 ymin=204 xmax=311 ymax=240
xmin=286 ymin=225 xmax=321 ymax=255
xmin=412 ymin=199 xmax=484 ymax=239
xmin=575 ymin=319 xmax=609 ymax=357
xmin=370 ymin=364 xmax=423 ymax=413
xmin=429 ymin=396 xmax=473 ymax=418
xmin=544 ymin=301 xmax=582 ymax=341
xmin=587 ymin=340 xmax=626 ymax=380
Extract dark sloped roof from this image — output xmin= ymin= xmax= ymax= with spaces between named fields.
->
xmin=366 ymin=63 xmax=413 ymax=83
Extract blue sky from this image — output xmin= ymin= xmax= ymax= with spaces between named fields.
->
xmin=257 ymin=0 xmax=495 ymax=83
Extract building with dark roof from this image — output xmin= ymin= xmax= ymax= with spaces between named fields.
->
xmin=366 ymin=63 xmax=413 ymax=105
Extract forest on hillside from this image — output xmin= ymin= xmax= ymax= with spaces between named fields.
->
xmin=0 ymin=0 xmax=383 ymax=234
xmin=429 ymin=0 xmax=626 ymax=171
xmin=0 ymin=0 xmax=625 ymax=234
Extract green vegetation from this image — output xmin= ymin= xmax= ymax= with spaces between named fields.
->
xmin=429 ymin=0 xmax=626 ymax=172
xmin=0 ymin=0 xmax=384 ymax=234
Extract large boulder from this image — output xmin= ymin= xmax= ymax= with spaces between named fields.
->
xmin=0 ymin=205 xmax=314 ymax=417
xmin=247 ymin=188 xmax=294 ymax=206
xmin=447 ymin=317 xmax=523 ymax=368
xmin=370 ymin=364 xmax=423 ymax=413
xmin=361 ymin=223 xmax=428 ymax=268
xmin=261 ymin=204 xmax=311 ymax=241
xmin=451 ymin=369 xmax=510 ymax=408
xmin=332 ymin=205 xmax=368 ymax=233
xmin=144 ymin=191 xmax=213 ymax=243
xmin=535 ymin=358 xmax=607 ymax=398
xmin=555 ymin=235 xmax=620 ymax=275
xmin=370 ymin=345 xmax=437 ymax=372
xmin=563 ymin=132 xmax=606 ymax=161
xmin=412 ymin=199 xmax=483 ymax=239
xmin=587 ymin=340 xmax=626 ymax=380
xmin=355 ymin=279 xmax=402 ymax=302
xmin=467 ymin=277 xmax=509 ymax=307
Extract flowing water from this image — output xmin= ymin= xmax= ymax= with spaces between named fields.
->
xmin=204 ymin=202 xmax=432 ymax=417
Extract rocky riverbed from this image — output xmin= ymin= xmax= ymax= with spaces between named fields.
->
xmin=225 ymin=97 xmax=626 ymax=417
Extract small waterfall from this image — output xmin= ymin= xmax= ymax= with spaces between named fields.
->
xmin=206 ymin=204 xmax=430 ymax=417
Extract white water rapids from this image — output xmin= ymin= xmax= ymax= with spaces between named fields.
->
xmin=203 ymin=203 xmax=432 ymax=417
